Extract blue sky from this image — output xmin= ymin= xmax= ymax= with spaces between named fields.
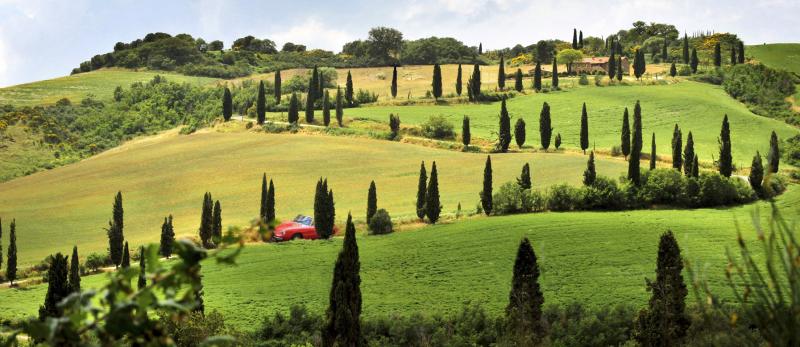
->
xmin=0 ymin=0 xmax=798 ymax=87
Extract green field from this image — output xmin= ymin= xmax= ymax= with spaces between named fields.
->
xmin=0 ymin=69 xmax=219 ymax=106
xmin=2 ymin=186 xmax=796 ymax=328
xmin=747 ymin=43 xmax=800 ymax=74
xmin=320 ymin=81 xmax=797 ymax=165
xmin=0 ymin=128 xmax=628 ymax=266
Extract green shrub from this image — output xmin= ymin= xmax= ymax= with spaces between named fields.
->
xmin=84 ymin=252 xmax=111 ymax=273
xmin=355 ymin=89 xmax=379 ymax=105
xmin=492 ymin=182 xmax=529 ymax=215
xmin=256 ymin=305 xmax=323 ymax=346
xmin=421 ymin=115 xmax=456 ymax=140
xmin=547 ymin=184 xmax=582 ymax=211
xmin=368 ymin=209 xmax=393 ymax=235
xmin=581 ymin=177 xmax=627 ymax=210
xmin=640 ymin=169 xmax=685 ymax=204
xmin=678 ymin=65 xmax=692 ymax=76
xmin=160 ymin=311 xmax=240 ymax=347
xmin=578 ymin=74 xmax=589 ymax=85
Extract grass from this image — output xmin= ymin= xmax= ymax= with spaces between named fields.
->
xmin=0 ymin=128 xmax=628 ymax=266
xmin=319 ymin=81 xmax=798 ymax=165
xmin=1 ymin=186 xmax=797 ymax=329
xmin=0 ymin=68 xmax=219 ymax=106
xmin=746 ymin=43 xmax=800 ymax=74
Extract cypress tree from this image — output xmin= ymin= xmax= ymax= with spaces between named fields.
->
xmin=69 ymin=246 xmax=80 ymax=293
xmin=462 ymin=116 xmax=471 ymax=149
xmin=713 ymin=43 xmax=721 ymax=67
xmin=579 ymin=30 xmax=584 ymax=48
xmin=662 ymin=38 xmax=668 ymax=62
xmin=719 ymin=115 xmax=733 ymax=177
xmin=432 ymin=64 xmax=443 ymax=99
xmin=121 ymin=241 xmax=130 ymax=268
xmin=455 ymin=64 xmax=463 ymax=96
xmin=506 ymin=238 xmax=545 ymax=344
xmin=621 ymin=107 xmax=631 ymax=159
xmin=750 ymin=152 xmax=764 ymax=193
xmin=326 ymin=188 xmax=336 ymax=238
xmin=551 ymin=58 xmax=559 ymax=88
xmin=515 ymin=118 xmax=526 ymax=149
xmin=670 ymin=62 xmax=677 ymax=77
xmin=159 ymin=215 xmax=174 ymax=259
xmin=498 ymin=56 xmax=506 ymax=90
xmin=533 ymin=61 xmax=542 ymax=91
xmin=366 ymin=181 xmax=377 ymax=224
xmin=345 ymin=71 xmax=354 ymax=107
xmin=692 ymin=155 xmax=699 ymax=178
xmin=425 ymin=161 xmax=441 ymax=224
xmin=633 ymin=49 xmax=644 ymax=80
xmin=323 ymin=212 xmax=362 ymax=347
xmin=1 ymin=217 xmax=3 ymax=272
xmin=222 ymin=87 xmax=232 ymax=121
xmin=199 ymin=192 xmax=213 ymax=248
xmin=314 ymin=179 xmax=324 ymax=234
xmin=514 ymin=68 xmax=523 ymax=92
xmin=616 ymin=57 xmax=623 ymax=81
xmin=390 ymin=65 xmax=398 ymax=98
xmin=672 ymin=124 xmax=683 ymax=170
xmin=108 ymin=191 xmax=124 ymax=268
xmin=322 ymin=90 xmax=331 ymax=126
xmin=274 ymin=70 xmax=282 ymax=102
xmin=288 ymin=92 xmax=300 ymax=124
xmin=635 ymin=231 xmax=690 ymax=346
xmin=212 ymin=200 xmax=222 ymax=242
xmin=767 ymin=131 xmax=779 ymax=173
xmin=683 ymin=132 xmax=695 ymax=176
xmin=650 ymin=133 xmax=657 ymax=170
xmin=257 ymin=80 xmax=266 ymax=124
xmin=572 ymin=28 xmax=578 ymax=49
xmin=305 ymin=87 xmax=315 ymax=124
xmin=335 ymin=87 xmax=344 ymax=127
xmin=555 ymin=133 xmax=562 ymax=149
xmin=136 ymin=246 xmax=147 ymax=290
xmin=416 ymin=161 xmax=427 ymax=220
xmin=608 ymin=52 xmax=616 ymax=78
xmin=478 ymin=43 xmax=483 ymax=55
xmin=481 ymin=156 xmax=493 ymax=215
xmin=498 ymin=98 xmax=511 ymax=152
xmin=583 ymin=151 xmax=596 ymax=186
xmin=730 ymin=47 xmax=737 ymax=65
xmin=580 ymin=103 xmax=589 ymax=154
xmin=690 ymin=48 xmax=699 ymax=73
xmin=260 ymin=173 xmax=268 ymax=223
xmin=470 ymin=64 xmax=481 ymax=99
xmin=518 ymin=163 xmax=532 ymax=190
xmin=309 ymin=66 xmax=319 ymax=101
xmin=682 ymin=34 xmax=689 ymax=64
xmin=266 ymin=179 xmax=275 ymax=223
xmin=539 ymin=102 xmax=552 ymax=150
xmin=738 ymin=41 xmax=745 ymax=64
xmin=39 ymin=252 xmax=69 ymax=320
xmin=7 ymin=219 xmax=16 ymax=285
xmin=628 ymin=101 xmax=643 ymax=185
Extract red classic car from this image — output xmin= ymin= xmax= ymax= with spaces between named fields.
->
xmin=271 ymin=215 xmax=338 ymax=241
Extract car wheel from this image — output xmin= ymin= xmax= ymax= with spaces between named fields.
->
xmin=292 ymin=233 xmax=303 ymax=240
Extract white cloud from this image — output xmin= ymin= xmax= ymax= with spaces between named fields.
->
xmin=270 ymin=18 xmax=354 ymax=52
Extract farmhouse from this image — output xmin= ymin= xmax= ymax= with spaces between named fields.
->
xmin=573 ymin=56 xmax=629 ymax=75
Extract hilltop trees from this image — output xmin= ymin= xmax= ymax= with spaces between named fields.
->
xmin=506 ymin=238 xmax=545 ymax=344
xmin=650 ymin=133 xmax=657 ymax=170
xmin=274 ymin=70 xmax=282 ymax=101
xmin=335 ymin=87 xmax=344 ymax=127
xmin=432 ymin=64 xmax=443 ymax=99
xmin=533 ymin=62 xmax=542 ymax=91
xmin=366 ymin=181 xmax=377 ymax=224
xmin=107 ymin=192 xmax=124 ymax=267
xmin=199 ymin=192 xmax=214 ymax=248
xmin=690 ymin=48 xmax=699 ymax=73
xmin=481 ymin=156 xmax=493 ymax=215
xmin=498 ymin=98 xmax=512 ymax=152
xmin=416 ymin=161 xmax=427 ymax=220
xmin=628 ymin=101 xmax=643 ymax=185
xmin=345 ymin=71 xmax=354 ymax=106
xmin=635 ymin=231 xmax=690 ymax=345
xmin=498 ymin=56 xmax=506 ymax=90
xmin=672 ymin=125 xmax=682 ymax=170
xmin=323 ymin=212 xmax=362 ymax=347
xmin=768 ymin=131 xmax=779 ymax=173
xmin=455 ymin=64 xmax=463 ymax=96
xmin=750 ymin=152 xmax=764 ymax=192
xmin=39 ymin=252 xmax=69 ymax=320
xmin=69 ymin=246 xmax=81 ymax=292
xmin=6 ymin=219 xmax=15 ymax=285
xmin=314 ymin=178 xmax=336 ymax=238
xmin=462 ymin=116 xmax=471 ymax=149
xmin=256 ymin=80 xmax=266 ymax=124
xmin=713 ymin=43 xmax=722 ymax=67
xmin=515 ymin=118 xmax=526 ymax=149
xmin=518 ymin=163 xmax=532 ymax=190
xmin=539 ymin=102 xmax=552 ymax=150
xmin=323 ymin=90 xmax=331 ymax=126
xmin=390 ymin=65 xmax=398 ymax=98
xmin=583 ymin=151 xmax=597 ymax=186
xmin=425 ymin=162 xmax=441 ymax=224
xmin=288 ymin=92 xmax=300 ymax=124
xmin=719 ymin=115 xmax=733 ymax=177
xmin=159 ymin=215 xmax=174 ymax=259
xmin=514 ymin=68 xmax=523 ymax=92
xmin=580 ymin=103 xmax=589 ymax=154
xmin=551 ymin=58 xmax=559 ymax=89
xmin=621 ymin=108 xmax=631 ymax=159
xmin=222 ymin=87 xmax=232 ymax=121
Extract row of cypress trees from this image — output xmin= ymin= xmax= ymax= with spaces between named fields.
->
xmin=415 ymin=161 xmax=442 ymax=224
xmin=198 ymin=192 xmax=222 ymax=248
xmin=314 ymin=178 xmax=336 ymax=239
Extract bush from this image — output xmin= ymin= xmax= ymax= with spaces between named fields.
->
xmin=85 ymin=252 xmax=111 ymax=272
xmin=578 ymin=74 xmax=589 ymax=85
xmin=421 ymin=115 xmax=456 ymax=140
xmin=492 ymin=182 xmax=529 ymax=215
xmin=698 ymin=173 xmax=744 ymax=206
xmin=368 ymin=209 xmax=393 ymax=235
xmin=610 ymin=145 xmax=623 ymax=157
xmin=761 ymin=174 xmax=787 ymax=199
xmin=547 ymin=184 xmax=582 ymax=211
xmin=640 ymin=169 xmax=686 ymax=205
xmin=160 ymin=311 xmax=239 ymax=347
xmin=256 ymin=305 xmax=323 ymax=346
xmin=581 ymin=177 xmax=627 ymax=210
xmin=355 ymin=89 xmax=378 ymax=105
xmin=678 ymin=65 xmax=692 ymax=76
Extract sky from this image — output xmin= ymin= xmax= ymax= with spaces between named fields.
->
xmin=0 ymin=0 xmax=798 ymax=87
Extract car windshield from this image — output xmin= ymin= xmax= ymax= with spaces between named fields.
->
xmin=293 ymin=215 xmax=313 ymax=225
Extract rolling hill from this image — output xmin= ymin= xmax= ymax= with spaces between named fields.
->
xmin=747 ymin=43 xmax=800 ymax=74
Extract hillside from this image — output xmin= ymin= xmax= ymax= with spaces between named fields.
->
xmin=0 ymin=127 xmax=629 ymax=266
xmin=0 ymin=69 xmax=218 ymax=106
xmin=747 ymin=43 xmax=800 ymax=74
xmin=2 ymin=186 xmax=796 ymax=327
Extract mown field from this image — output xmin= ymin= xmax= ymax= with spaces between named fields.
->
xmin=2 ymin=186 xmax=796 ymax=329
xmin=0 ymin=127 xmax=628 ymax=266
xmin=270 ymin=80 xmax=796 ymax=165
xmin=747 ymin=43 xmax=800 ymax=74
xmin=0 ymin=69 xmax=218 ymax=106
